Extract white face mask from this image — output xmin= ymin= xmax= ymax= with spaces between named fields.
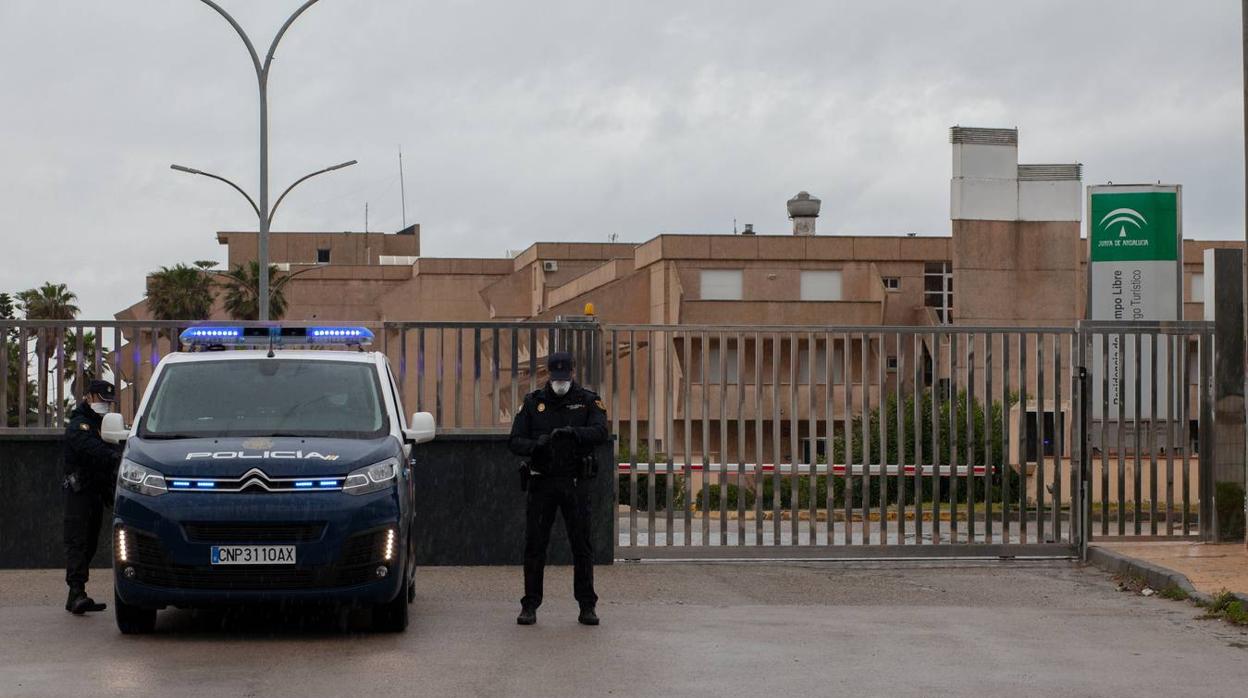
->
xmin=551 ymin=380 xmax=571 ymax=397
xmin=90 ymin=402 xmax=109 ymax=415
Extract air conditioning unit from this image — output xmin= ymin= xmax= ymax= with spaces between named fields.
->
xmin=542 ymin=260 xmax=558 ymax=272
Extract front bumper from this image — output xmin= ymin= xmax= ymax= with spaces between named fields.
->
xmin=112 ymin=489 xmax=405 ymax=609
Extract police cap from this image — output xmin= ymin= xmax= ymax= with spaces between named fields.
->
xmin=548 ymin=351 xmax=574 ymax=381
xmin=87 ymin=379 xmax=116 ymax=402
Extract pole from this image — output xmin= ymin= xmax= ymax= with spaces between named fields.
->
xmin=194 ymin=0 xmax=322 ymax=321
xmin=1242 ymin=0 xmax=1248 ymax=549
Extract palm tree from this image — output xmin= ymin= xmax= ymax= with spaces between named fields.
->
xmin=146 ymin=262 xmax=216 ymax=321
xmin=220 ymin=261 xmax=291 ymax=321
xmin=17 ymin=283 xmax=79 ymax=320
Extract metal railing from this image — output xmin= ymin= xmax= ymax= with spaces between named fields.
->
xmin=0 ymin=319 xmax=600 ymax=435
xmin=604 ymin=324 xmax=1084 ymax=558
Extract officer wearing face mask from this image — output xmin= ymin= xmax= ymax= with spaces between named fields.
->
xmin=508 ymin=352 xmax=608 ymax=626
xmin=62 ymin=379 xmax=121 ymax=614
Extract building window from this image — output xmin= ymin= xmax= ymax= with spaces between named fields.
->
xmin=886 ymin=355 xmax=899 ymax=372
xmin=882 ymin=277 xmax=900 ymax=292
xmin=1190 ymin=273 xmax=1204 ymax=303
xmin=800 ymin=270 xmax=843 ymax=301
xmin=317 ymin=248 xmax=331 ymax=264
xmin=701 ymin=270 xmax=743 ymax=300
xmin=924 ymin=262 xmax=953 ymax=324
xmin=799 ymin=342 xmax=844 ymax=383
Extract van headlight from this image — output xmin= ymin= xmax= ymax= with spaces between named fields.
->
xmin=118 ymin=459 xmax=168 ymax=497
xmin=343 ymin=458 xmax=399 ymax=496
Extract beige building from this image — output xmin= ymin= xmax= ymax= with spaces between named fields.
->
xmin=115 ymin=127 xmax=1240 ymax=478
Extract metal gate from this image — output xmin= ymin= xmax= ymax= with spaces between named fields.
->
xmin=605 ymin=325 xmax=1080 ymax=559
xmin=1072 ymin=321 xmax=1215 ymax=558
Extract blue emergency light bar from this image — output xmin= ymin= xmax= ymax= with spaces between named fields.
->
xmin=180 ymin=326 xmax=374 ymax=347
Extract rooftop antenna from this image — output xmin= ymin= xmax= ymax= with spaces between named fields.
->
xmin=398 ymin=146 xmax=408 ymax=229
xmin=365 ymin=202 xmax=370 ymax=233
xmin=733 ymin=218 xmax=738 ymax=234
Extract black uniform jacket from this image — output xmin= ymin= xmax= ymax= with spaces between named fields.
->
xmin=63 ymin=402 xmax=120 ymax=491
xmin=508 ymin=382 xmax=609 ymax=476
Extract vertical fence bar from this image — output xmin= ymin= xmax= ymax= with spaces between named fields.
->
xmin=966 ymin=332 xmax=976 ymax=543
xmin=1053 ymin=334 xmax=1064 ymax=543
xmin=985 ymin=332 xmax=994 ymax=544
xmin=918 ymin=332 xmax=928 ymax=546
xmin=416 ymin=327 xmax=426 ymax=414
xmin=508 ymin=328 xmax=517 ymax=421
xmin=611 ymin=329 xmax=620 ymax=552
xmin=55 ymin=327 xmax=66 ymax=426
xmin=0 ymin=322 xmax=7 ymax=428
xmin=1019 ymin=333 xmax=1028 ymax=543
xmin=455 ymin=328 xmax=464 ymax=429
xmin=492 ymin=330 xmax=501 ymax=427
xmin=740 ymin=332 xmax=749 ymax=546
xmin=1165 ymin=333 xmax=1176 ymax=537
xmin=948 ymin=333 xmax=959 ymax=542
xmin=756 ymin=331 xmax=765 ymax=546
xmin=130 ymin=328 xmax=140 ymax=421
xmin=1132 ymin=332 xmax=1143 ymax=536
xmin=773 ymin=333 xmax=782 ymax=546
xmin=36 ymin=329 xmax=47 ymax=426
xmin=1001 ymin=333 xmax=1010 ymax=542
xmin=1180 ymin=334 xmax=1191 ymax=536
xmin=895 ymin=332 xmax=906 ymax=545
xmin=398 ymin=327 xmax=409 ymax=410
xmin=18 ymin=327 xmax=28 ymax=428
xmin=684 ymin=331 xmax=693 ymax=547
xmin=721 ymin=331 xmax=731 ymax=545
xmin=111 ymin=327 xmax=121 ymax=422
xmin=860 ymin=333 xmax=870 ymax=545
xmin=73 ymin=328 xmax=85 ymax=409
xmin=1148 ymin=333 xmax=1158 ymax=536
xmin=930 ymin=331 xmax=940 ymax=543
xmin=807 ymin=332 xmax=817 ymax=546
xmin=704 ymin=331 xmax=712 ymax=546
xmin=665 ymin=331 xmax=675 ymax=547
xmin=1116 ymin=331 xmax=1127 ymax=536
xmin=436 ymin=328 xmax=445 ymax=428
xmin=843 ymin=332 xmax=853 ymax=545
xmin=472 ymin=328 xmax=481 ymax=427
xmin=826 ymin=332 xmax=836 ymax=546
xmin=647 ymin=329 xmax=656 ymax=547
xmin=1036 ymin=333 xmax=1047 ymax=542
xmin=790 ymin=332 xmax=799 ymax=546
xmin=528 ymin=329 xmax=537 ymax=395
xmin=1198 ymin=330 xmax=1214 ymax=540
xmin=1101 ymin=332 xmax=1110 ymax=537
xmin=629 ymin=330 xmax=638 ymax=547
xmin=876 ymin=332 xmax=887 ymax=544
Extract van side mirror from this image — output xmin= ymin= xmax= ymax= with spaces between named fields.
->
xmin=101 ymin=412 xmax=128 ymax=444
xmin=403 ymin=412 xmax=436 ymax=444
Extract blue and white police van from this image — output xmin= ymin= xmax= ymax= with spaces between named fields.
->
xmin=100 ymin=326 xmax=435 ymax=634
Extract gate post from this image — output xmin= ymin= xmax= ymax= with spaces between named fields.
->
xmin=1203 ymin=248 xmax=1246 ymax=542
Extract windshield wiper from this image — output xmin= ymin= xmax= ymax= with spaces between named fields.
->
xmin=141 ymin=433 xmax=201 ymax=440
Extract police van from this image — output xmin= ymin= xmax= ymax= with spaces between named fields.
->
xmin=100 ymin=326 xmax=435 ymax=634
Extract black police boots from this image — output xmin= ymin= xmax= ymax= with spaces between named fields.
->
xmin=516 ymin=607 xmax=537 ymax=626
xmin=577 ymin=605 xmax=599 ymax=626
xmin=66 ymin=587 xmax=107 ymax=615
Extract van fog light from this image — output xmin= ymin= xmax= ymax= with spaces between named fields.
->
xmin=123 ymin=566 xmax=136 ymax=579
xmin=375 ymin=566 xmax=389 ymax=579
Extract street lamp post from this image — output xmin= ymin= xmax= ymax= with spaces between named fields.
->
xmin=170 ymin=159 xmax=357 ymax=310
xmin=190 ymin=0 xmax=326 ymax=321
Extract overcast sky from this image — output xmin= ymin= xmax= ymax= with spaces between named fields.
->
xmin=0 ymin=0 xmax=1242 ymax=318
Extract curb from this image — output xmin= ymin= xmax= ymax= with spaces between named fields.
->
xmin=1086 ymin=546 xmax=1248 ymax=607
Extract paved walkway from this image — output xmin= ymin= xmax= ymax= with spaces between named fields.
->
xmin=1098 ymin=541 xmax=1248 ymax=595
xmin=4 ymin=563 xmax=1248 ymax=697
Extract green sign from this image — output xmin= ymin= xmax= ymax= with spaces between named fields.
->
xmin=1089 ymin=191 xmax=1178 ymax=262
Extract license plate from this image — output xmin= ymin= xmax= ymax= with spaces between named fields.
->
xmin=210 ymin=545 xmax=296 ymax=565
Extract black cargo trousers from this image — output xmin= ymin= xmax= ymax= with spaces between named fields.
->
xmin=522 ymin=475 xmax=596 ymax=610
xmin=64 ymin=489 xmax=104 ymax=588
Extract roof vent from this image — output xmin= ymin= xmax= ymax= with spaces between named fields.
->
xmin=787 ymin=191 xmax=821 ymax=236
xmin=742 ymin=223 xmax=755 ymax=235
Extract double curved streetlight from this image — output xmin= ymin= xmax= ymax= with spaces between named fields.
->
xmin=172 ymin=0 xmax=355 ymax=321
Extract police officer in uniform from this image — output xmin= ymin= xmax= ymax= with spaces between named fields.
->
xmin=509 ymin=351 xmax=608 ymax=626
xmin=63 ymin=379 xmax=121 ymax=614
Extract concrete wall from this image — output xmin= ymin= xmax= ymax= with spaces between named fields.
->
xmin=0 ymin=434 xmax=613 ymax=569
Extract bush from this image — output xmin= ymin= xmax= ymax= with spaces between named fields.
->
xmin=1214 ymin=481 xmax=1245 ymax=541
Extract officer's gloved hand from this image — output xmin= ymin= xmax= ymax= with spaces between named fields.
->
xmin=551 ymin=426 xmax=577 ymax=442
xmin=534 ymin=433 xmax=551 ymax=456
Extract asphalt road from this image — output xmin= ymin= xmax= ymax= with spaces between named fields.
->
xmin=2 ymin=562 xmax=1247 ymax=697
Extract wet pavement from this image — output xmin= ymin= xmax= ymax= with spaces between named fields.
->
xmin=3 ymin=562 xmax=1248 ymax=697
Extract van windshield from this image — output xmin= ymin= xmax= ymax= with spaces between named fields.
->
xmin=140 ymin=359 xmax=388 ymax=439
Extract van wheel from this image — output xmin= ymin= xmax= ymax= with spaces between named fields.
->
xmin=373 ymin=578 xmax=409 ymax=633
xmin=407 ymin=567 xmax=417 ymax=604
xmin=115 ymin=592 xmax=156 ymax=635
